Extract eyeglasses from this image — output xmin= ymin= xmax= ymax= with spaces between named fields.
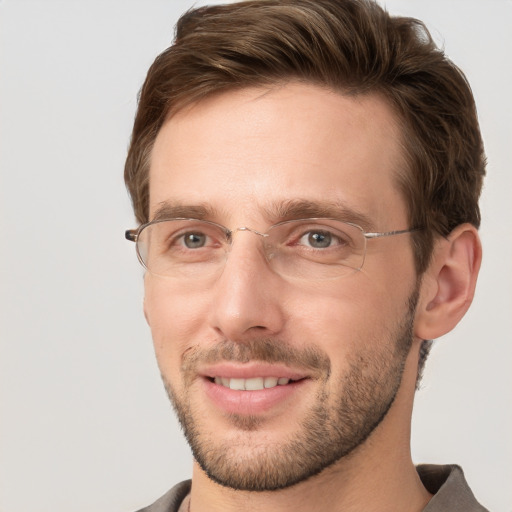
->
xmin=125 ymin=218 xmax=419 ymax=281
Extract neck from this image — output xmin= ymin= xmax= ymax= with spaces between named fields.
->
xmin=189 ymin=344 xmax=432 ymax=512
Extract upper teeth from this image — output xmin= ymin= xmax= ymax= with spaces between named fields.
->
xmin=214 ymin=376 xmax=291 ymax=391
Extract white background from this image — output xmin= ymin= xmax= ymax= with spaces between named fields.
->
xmin=0 ymin=1 xmax=510 ymax=511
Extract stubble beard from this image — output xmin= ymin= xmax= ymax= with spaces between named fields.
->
xmin=161 ymin=289 xmax=418 ymax=492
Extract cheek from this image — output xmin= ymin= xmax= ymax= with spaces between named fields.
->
xmin=290 ymin=273 xmax=410 ymax=356
xmin=144 ymin=277 xmax=211 ymax=367
xmin=286 ymin=285 xmax=371 ymax=358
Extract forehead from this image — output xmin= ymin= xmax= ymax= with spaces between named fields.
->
xmin=149 ymin=83 xmax=408 ymax=228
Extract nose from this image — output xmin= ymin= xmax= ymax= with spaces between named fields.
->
xmin=209 ymin=231 xmax=286 ymax=341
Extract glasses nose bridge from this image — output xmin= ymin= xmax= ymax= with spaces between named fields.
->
xmin=224 ymin=226 xmax=271 ymax=260
xmin=234 ymin=226 xmax=269 ymax=238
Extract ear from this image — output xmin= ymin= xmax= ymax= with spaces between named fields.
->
xmin=415 ymin=223 xmax=482 ymax=340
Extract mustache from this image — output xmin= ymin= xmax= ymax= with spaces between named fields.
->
xmin=181 ymin=338 xmax=331 ymax=378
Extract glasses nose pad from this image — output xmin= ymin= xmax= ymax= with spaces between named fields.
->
xmin=262 ymin=238 xmax=276 ymax=261
xmin=229 ymin=227 xmax=277 ymax=268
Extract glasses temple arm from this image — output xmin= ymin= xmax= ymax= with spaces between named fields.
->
xmin=364 ymin=227 xmax=422 ymax=239
xmin=125 ymin=229 xmax=138 ymax=242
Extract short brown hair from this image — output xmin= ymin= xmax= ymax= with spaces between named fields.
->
xmin=124 ymin=0 xmax=485 ymax=274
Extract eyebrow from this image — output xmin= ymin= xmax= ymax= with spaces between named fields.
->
xmin=151 ymin=198 xmax=374 ymax=231
xmin=263 ymin=199 xmax=375 ymax=231
xmin=151 ymin=201 xmax=216 ymax=222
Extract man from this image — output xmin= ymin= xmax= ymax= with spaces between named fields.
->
xmin=124 ymin=0 xmax=487 ymax=510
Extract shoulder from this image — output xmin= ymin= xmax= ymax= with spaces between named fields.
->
xmin=418 ymin=465 xmax=489 ymax=512
xmin=134 ymin=480 xmax=191 ymax=512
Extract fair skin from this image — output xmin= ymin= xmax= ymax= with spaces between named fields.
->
xmin=143 ymin=83 xmax=481 ymax=512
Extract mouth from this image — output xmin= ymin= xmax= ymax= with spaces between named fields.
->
xmin=209 ymin=376 xmax=302 ymax=390
xmin=198 ymin=363 xmax=311 ymax=415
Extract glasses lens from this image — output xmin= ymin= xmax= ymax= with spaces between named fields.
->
xmin=136 ymin=219 xmax=228 ymax=278
xmin=136 ymin=218 xmax=366 ymax=280
xmin=266 ymin=219 xmax=366 ymax=280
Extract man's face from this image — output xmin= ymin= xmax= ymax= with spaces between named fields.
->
xmin=144 ymin=83 xmax=420 ymax=490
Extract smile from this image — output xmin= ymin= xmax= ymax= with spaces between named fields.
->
xmin=202 ymin=367 xmax=310 ymax=414
xmin=212 ymin=376 xmax=295 ymax=390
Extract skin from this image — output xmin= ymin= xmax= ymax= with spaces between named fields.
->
xmin=143 ymin=82 xmax=481 ymax=512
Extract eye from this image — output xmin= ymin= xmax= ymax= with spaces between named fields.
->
xmin=157 ymin=219 xmax=228 ymax=255
xmin=181 ymin=232 xmax=207 ymax=249
xmin=301 ymin=230 xmax=333 ymax=248
xmin=298 ymin=229 xmax=347 ymax=249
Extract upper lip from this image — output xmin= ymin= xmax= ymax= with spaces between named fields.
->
xmin=199 ymin=362 xmax=310 ymax=381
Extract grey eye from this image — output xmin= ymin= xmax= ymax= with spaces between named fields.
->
xmin=183 ymin=232 xmax=207 ymax=248
xmin=303 ymin=231 xmax=332 ymax=248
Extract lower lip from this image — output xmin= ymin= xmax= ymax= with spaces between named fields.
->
xmin=202 ymin=378 xmax=308 ymax=415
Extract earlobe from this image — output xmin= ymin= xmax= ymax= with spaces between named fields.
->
xmin=415 ymin=224 xmax=482 ymax=340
